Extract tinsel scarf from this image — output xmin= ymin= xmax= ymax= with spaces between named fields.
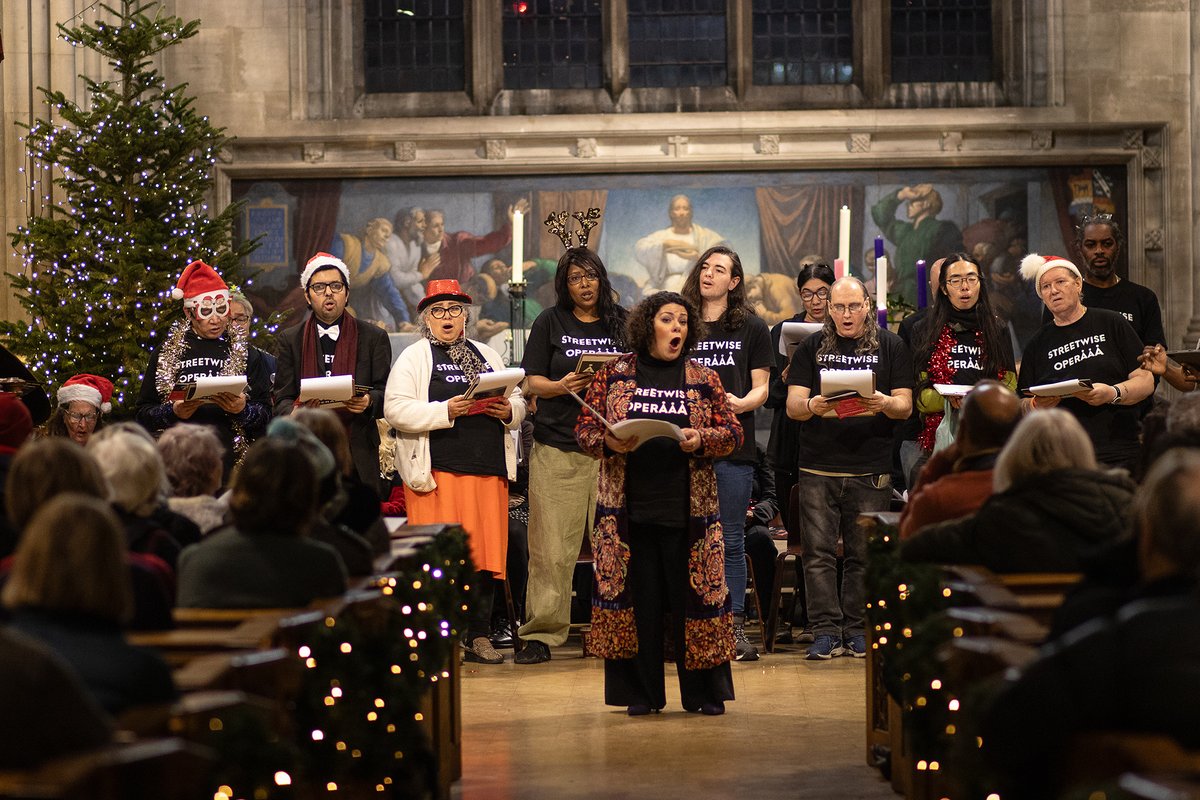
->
xmin=154 ymin=319 xmax=252 ymax=462
xmin=917 ymin=324 xmax=985 ymax=452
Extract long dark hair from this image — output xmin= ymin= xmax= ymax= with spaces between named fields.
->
xmin=681 ymin=245 xmax=754 ymax=332
xmin=625 ymin=292 xmax=705 ymax=359
xmin=796 ymin=262 xmax=836 ymax=290
xmin=915 ymin=252 xmax=1012 ymax=388
xmin=554 ymin=247 xmax=627 ymax=349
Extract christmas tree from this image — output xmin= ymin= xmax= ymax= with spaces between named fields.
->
xmin=3 ymin=0 xmax=253 ymax=411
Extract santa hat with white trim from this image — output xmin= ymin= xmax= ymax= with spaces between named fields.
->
xmin=1019 ymin=253 xmax=1082 ymax=287
xmin=171 ymin=260 xmax=230 ymax=307
xmin=57 ymin=373 xmax=113 ymax=414
xmin=300 ymin=252 xmax=351 ymax=289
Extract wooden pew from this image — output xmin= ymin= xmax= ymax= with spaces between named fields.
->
xmin=1061 ymin=733 xmax=1200 ymax=796
xmin=0 ymin=739 xmax=211 ymax=800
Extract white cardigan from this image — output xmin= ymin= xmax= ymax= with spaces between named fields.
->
xmin=383 ymin=338 xmax=525 ymax=492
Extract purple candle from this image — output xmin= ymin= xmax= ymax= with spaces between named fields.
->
xmin=874 ymin=235 xmax=884 ymax=260
xmin=916 ymin=259 xmax=928 ymax=309
xmin=878 ymin=308 xmax=888 ymax=330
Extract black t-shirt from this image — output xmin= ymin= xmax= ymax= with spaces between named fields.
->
xmin=894 ymin=309 xmax=929 ymax=442
xmin=316 ymin=316 xmax=342 ymax=376
xmin=1039 ymin=280 xmax=1165 ymax=346
xmin=625 ymin=355 xmax=690 ymax=528
xmin=1017 ymin=308 xmax=1144 ymax=464
xmin=521 ymin=307 xmax=622 ymax=452
xmin=427 ymin=343 xmax=506 ymax=478
xmin=787 ymin=329 xmax=915 ymax=474
xmin=690 ymin=314 xmax=772 ymax=463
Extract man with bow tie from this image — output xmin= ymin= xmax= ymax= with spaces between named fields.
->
xmin=273 ymin=253 xmax=393 ymax=494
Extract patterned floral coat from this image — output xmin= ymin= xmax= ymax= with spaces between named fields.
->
xmin=575 ymin=353 xmax=743 ymax=670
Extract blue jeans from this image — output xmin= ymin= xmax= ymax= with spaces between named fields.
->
xmin=795 ymin=471 xmax=892 ymax=638
xmin=714 ymin=460 xmax=753 ymax=616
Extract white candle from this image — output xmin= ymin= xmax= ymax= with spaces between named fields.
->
xmin=512 ymin=210 xmax=524 ymax=283
xmin=838 ymin=205 xmax=851 ymax=267
xmin=876 ymin=256 xmax=888 ymax=310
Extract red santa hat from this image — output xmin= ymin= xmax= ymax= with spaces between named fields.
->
xmin=1019 ymin=253 xmax=1082 ymax=287
xmin=171 ymin=260 xmax=230 ymax=307
xmin=57 ymin=373 xmax=114 ymax=414
xmin=301 ymin=252 xmax=351 ymax=290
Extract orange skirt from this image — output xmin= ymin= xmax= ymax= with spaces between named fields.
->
xmin=403 ymin=471 xmax=508 ymax=578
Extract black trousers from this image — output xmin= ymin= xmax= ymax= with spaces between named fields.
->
xmin=603 ymin=521 xmax=734 ymax=710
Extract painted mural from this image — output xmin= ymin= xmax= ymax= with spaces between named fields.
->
xmin=232 ymin=165 xmax=1125 ymax=351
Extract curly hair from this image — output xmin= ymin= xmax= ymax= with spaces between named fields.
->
xmin=816 ymin=277 xmax=880 ymax=358
xmin=1075 ymin=212 xmax=1125 ymax=249
xmin=553 ymin=247 xmax=628 ymax=349
xmin=680 ymin=245 xmax=755 ymax=332
xmin=624 ymin=292 xmax=705 ymax=358
xmin=158 ymin=424 xmax=224 ymax=497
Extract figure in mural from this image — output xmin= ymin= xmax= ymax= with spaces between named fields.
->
xmin=634 ymin=194 xmax=727 ymax=293
xmin=871 ymin=184 xmax=965 ymax=308
xmin=744 ymin=271 xmax=800 ymax=327
xmin=421 ymin=198 xmax=531 ymax=285
xmin=330 ymin=217 xmax=413 ymax=332
xmin=385 ymin=207 xmax=428 ymax=316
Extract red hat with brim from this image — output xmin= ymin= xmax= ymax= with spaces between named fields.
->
xmin=417 ymin=279 xmax=473 ymax=313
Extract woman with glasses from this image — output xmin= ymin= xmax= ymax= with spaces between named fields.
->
xmin=910 ymin=252 xmax=1016 ymax=477
xmin=514 ymin=247 xmax=627 ymax=665
xmin=46 ymin=374 xmax=112 ymax=446
xmin=765 ymin=261 xmax=835 ymax=537
xmin=384 ymin=279 xmax=526 ymax=665
xmin=136 ymin=261 xmax=274 ymax=480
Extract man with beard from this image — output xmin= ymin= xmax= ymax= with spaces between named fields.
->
xmin=634 ymin=194 xmax=728 ymax=292
xmin=1042 ymin=214 xmax=1164 ymax=349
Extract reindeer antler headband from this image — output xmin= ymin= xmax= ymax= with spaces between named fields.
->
xmin=544 ymin=207 xmax=602 ymax=251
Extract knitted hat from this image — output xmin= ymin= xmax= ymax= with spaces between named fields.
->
xmin=417 ymin=279 xmax=473 ymax=313
xmin=1019 ymin=253 xmax=1082 ymax=288
xmin=266 ymin=417 xmax=336 ymax=480
xmin=301 ymin=252 xmax=351 ymax=290
xmin=0 ymin=393 xmax=33 ymax=454
xmin=57 ymin=373 xmax=114 ymax=413
xmin=171 ymin=260 xmax=230 ymax=307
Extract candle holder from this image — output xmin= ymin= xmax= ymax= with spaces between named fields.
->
xmin=507 ymin=280 xmax=528 ymax=366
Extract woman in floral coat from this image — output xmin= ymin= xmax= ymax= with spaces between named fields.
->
xmin=575 ymin=291 xmax=743 ymax=716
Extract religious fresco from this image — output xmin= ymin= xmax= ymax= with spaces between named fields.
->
xmin=232 ymin=165 xmax=1125 ymax=349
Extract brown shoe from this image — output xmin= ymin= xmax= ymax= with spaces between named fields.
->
xmin=464 ymin=636 xmax=504 ymax=664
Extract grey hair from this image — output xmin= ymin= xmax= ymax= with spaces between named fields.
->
xmin=993 ymin=409 xmax=1097 ymax=493
xmin=87 ymin=430 xmax=170 ymax=516
xmin=417 ymin=305 xmax=473 ymax=339
xmin=229 ymin=290 xmax=253 ymax=318
xmin=816 ymin=276 xmax=880 ymax=358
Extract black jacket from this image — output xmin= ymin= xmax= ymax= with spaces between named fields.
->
xmin=272 ymin=315 xmax=392 ymax=495
xmin=898 ymin=467 xmax=1136 ymax=573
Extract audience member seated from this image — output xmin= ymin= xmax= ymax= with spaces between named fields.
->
xmin=176 ymin=438 xmax=348 ymax=608
xmin=88 ymin=429 xmax=185 ymax=572
xmin=292 ymin=407 xmax=389 ymax=555
xmin=2 ymin=494 xmax=177 ymax=715
xmin=981 ymin=449 xmax=1200 ymax=797
xmin=898 ymin=380 xmax=1021 ymax=539
xmin=265 ymin=417 xmax=374 ymax=576
xmin=1051 ymin=447 xmax=1200 ymax=637
xmin=158 ymin=423 xmax=228 ymax=536
xmin=0 ymin=392 xmax=33 ymax=560
xmin=899 ymin=409 xmax=1135 ymax=572
xmin=0 ymin=626 xmax=113 ymax=768
xmin=2 ymin=439 xmax=174 ymax=630
xmin=90 ymin=423 xmax=201 ymax=550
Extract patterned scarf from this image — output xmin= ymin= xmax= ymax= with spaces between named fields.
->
xmin=423 ymin=328 xmax=486 ymax=383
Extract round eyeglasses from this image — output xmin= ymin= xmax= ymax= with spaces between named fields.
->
xmin=428 ymin=304 xmax=465 ymax=320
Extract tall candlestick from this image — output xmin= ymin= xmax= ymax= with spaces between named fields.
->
xmin=916 ymin=259 xmax=928 ymax=309
xmin=511 ymin=210 xmax=524 ymax=284
xmin=874 ymin=235 xmax=884 ymax=260
xmin=876 ymin=255 xmax=888 ymax=329
xmin=833 ymin=258 xmax=845 ymax=281
xmin=838 ymin=205 xmax=851 ymax=267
